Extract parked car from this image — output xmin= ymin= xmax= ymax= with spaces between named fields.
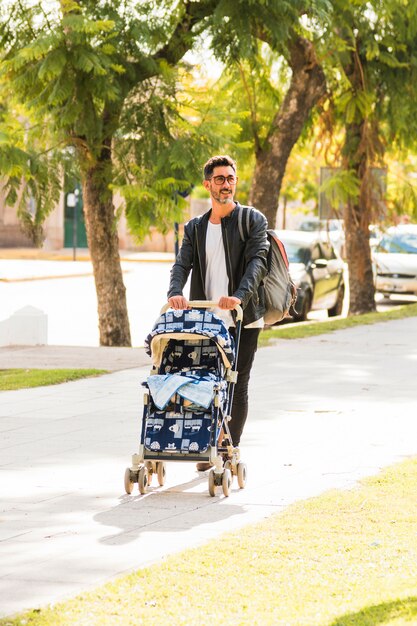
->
xmin=368 ymin=224 xmax=382 ymax=248
xmin=275 ymin=230 xmax=345 ymax=321
xmin=298 ymin=218 xmax=345 ymax=258
xmin=372 ymin=224 xmax=417 ymax=297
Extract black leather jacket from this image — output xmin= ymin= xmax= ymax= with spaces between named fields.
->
xmin=168 ymin=202 xmax=269 ymax=326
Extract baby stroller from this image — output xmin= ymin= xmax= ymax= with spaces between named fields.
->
xmin=124 ymin=301 xmax=247 ymax=497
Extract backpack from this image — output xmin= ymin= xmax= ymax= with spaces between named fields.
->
xmin=237 ymin=206 xmax=297 ymax=325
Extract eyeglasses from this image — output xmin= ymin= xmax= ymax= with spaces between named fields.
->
xmin=209 ymin=175 xmax=238 ymax=185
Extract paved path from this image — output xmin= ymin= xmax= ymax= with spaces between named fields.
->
xmin=1 ymin=317 xmax=417 ymax=618
xmin=0 ymin=345 xmax=150 ymax=371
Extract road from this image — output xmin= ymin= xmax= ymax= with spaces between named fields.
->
xmin=0 ymin=259 xmax=172 ymax=347
xmin=1 ymin=257 xmax=416 ymax=347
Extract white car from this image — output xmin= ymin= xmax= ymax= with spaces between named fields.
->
xmin=372 ymin=225 xmax=417 ymax=296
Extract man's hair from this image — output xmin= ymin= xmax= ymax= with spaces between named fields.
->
xmin=203 ymin=155 xmax=237 ymax=180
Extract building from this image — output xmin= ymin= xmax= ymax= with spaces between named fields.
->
xmin=0 ymin=184 xmax=210 ymax=252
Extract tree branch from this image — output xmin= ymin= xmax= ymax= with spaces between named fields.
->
xmin=238 ymin=62 xmax=261 ymax=153
xmin=131 ymin=0 xmax=220 ymax=84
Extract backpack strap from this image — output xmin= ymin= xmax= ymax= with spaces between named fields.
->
xmin=237 ymin=205 xmax=253 ymax=242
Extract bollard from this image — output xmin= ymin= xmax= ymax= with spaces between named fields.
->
xmin=0 ymin=306 xmax=48 ymax=346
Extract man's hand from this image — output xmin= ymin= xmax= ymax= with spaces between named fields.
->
xmin=218 ymin=296 xmax=241 ymax=310
xmin=168 ymin=295 xmax=189 ymax=310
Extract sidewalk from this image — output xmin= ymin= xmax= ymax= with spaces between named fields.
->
xmin=0 ymin=247 xmax=175 ymax=264
xmin=0 ymin=345 xmax=150 ymax=371
xmin=1 ymin=316 xmax=417 ymax=618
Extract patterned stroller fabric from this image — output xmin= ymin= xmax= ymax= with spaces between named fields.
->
xmin=145 ymin=309 xmax=235 ymax=368
xmin=145 ymin=410 xmax=213 ymax=454
xmin=143 ymin=309 xmax=234 ymax=455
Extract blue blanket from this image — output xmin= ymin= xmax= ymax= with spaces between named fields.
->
xmin=147 ymin=374 xmax=215 ymax=410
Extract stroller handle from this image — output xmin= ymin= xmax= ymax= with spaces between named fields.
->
xmin=161 ymin=300 xmax=243 ymax=321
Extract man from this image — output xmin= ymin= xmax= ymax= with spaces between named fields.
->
xmin=167 ymin=155 xmax=269 ymax=469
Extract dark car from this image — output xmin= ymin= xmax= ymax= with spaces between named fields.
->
xmin=298 ymin=217 xmax=346 ymax=257
xmin=275 ymin=230 xmax=345 ymax=321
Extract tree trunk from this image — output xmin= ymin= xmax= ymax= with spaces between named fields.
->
xmin=342 ymin=121 xmax=376 ymax=315
xmin=249 ymin=37 xmax=326 ymax=228
xmin=341 ymin=42 xmax=377 ymax=316
xmin=81 ymin=138 xmax=132 ymax=346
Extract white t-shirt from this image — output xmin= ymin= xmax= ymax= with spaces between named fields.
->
xmin=205 ymin=221 xmax=264 ymax=329
xmin=205 ymin=222 xmax=233 ymax=327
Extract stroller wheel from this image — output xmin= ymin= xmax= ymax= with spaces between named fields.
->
xmin=138 ymin=466 xmax=148 ymax=495
xmin=145 ymin=461 xmax=154 ymax=486
xmin=237 ymin=462 xmax=247 ymax=489
xmin=124 ymin=467 xmax=135 ymax=495
xmin=157 ymin=461 xmax=166 ymax=486
xmin=208 ymin=468 xmax=216 ymax=497
xmin=222 ymin=469 xmax=232 ymax=497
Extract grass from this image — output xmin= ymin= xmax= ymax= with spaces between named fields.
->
xmin=3 ymin=457 xmax=417 ymax=625
xmin=0 ymin=368 xmax=107 ymax=391
xmin=259 ymin=301 xmax=417 ymax=345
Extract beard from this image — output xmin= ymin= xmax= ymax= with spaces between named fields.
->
xmin=211 ymin=187 xmax=234 ymax=204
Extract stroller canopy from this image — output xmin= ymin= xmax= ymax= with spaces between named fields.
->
xmin=145 ymin=309 xmax=235 ymax=369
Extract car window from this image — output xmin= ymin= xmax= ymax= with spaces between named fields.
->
xmin=299 ymin=221 xmax=320 ymax=232
xmin=283 ymin=242 xmax=311 ymax=264
xmin=328 ymin=221 xmax=342 ymax=231
xmin=376 ymin=233 xmax=417 ymax=254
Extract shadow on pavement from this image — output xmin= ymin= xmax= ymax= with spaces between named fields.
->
xmin=94 ymin=473 xmax=246 ymax=546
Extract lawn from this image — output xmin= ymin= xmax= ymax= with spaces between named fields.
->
xmin=0 ymin=368 xmax=107 ymax=391
xmin=2 ymin=457 xmax=417 ymax=625
xmin=259 ymin=301 xmax=417 ymax=345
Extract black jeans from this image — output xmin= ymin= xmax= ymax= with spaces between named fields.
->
xmin=228 ymin=327 xmax=261 ymax=446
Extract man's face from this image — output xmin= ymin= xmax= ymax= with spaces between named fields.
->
xmin=203 ymin=165 xmax=237 ymax=205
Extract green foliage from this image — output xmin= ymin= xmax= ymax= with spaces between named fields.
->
xmin=0 ymin=103 xmax=61 ymax=245
xmin=172 ymin=47 xmax=290 ymax=203
xmin=320 ymin=167 xmax=360 ymax=206
xmin=209 ymin=0 xmax=304 ymax=64
xmin=5 ymin=0 xmax=416 ymax=249
xmin=386 ymin=154 xmax=417 ymax=222
xmin=0 ymin=0 xmax=216 ymax=241
xmin=0 ymin=0 xmax=336 ymax=245
xmin=337 ymin=90 xmax=374 ymax=124
xmin=311 ymin=0 xmax=417 ymax=232
xmin=320 ymin=0 xmax=417 ymax=150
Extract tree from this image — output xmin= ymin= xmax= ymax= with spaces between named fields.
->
xmin=185 ymin=11 xmax=328 ymax=228
xmin=248 ymin=34 xmax=327 ymax=228
xmin=0 ymin=0 xmax=224 ymax=346
xmin=321 ymin=0 xmax=417 ymax=314
xmin=187 ymin=1 xmax=330 ymax=228
xmin=1 ymin=0 xmax=312 ymax=345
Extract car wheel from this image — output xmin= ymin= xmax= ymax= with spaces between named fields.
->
xmin=292 ymin=290 xmax=312 ymax=322
xmin=328 ymin=284 xmax=345 ymax=317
